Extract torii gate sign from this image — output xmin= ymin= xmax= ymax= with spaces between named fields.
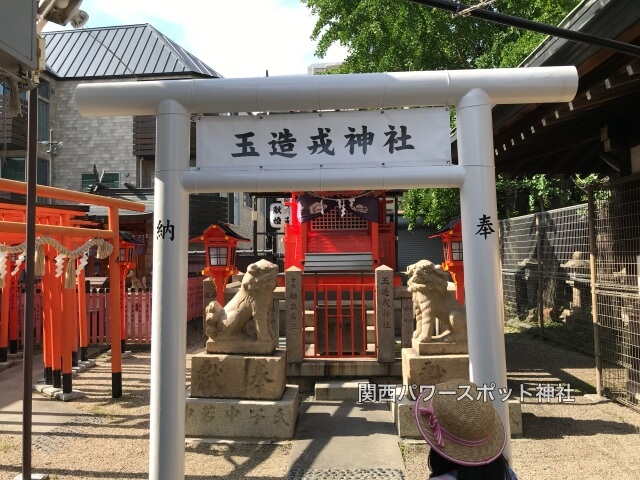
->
xmin=76 ymin=67 xmax=578 ymax=479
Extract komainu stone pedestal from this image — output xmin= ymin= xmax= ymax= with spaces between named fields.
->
xmin=186 ymin=348 xmax=299 ymax=439
xmin=191 ymin=349 xmax=286 ymax=400
xmin=411 ymin=338 xmax=468 ymax=355
xmin=185 ymin=385 xmax=299 ymax=439
xmin=391 ymin=386 xmax=523 ymax=438
xmin=401 ymin=347 xmax=469 ymax=397
xmin=396 ymin=348 xmax=522 ymax=438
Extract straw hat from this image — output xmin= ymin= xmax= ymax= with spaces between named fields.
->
xmin=414 ymin=379 xmax=506 ymax=466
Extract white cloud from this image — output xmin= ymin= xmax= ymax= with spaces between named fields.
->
xmin=47 ymin=0 xmax=348 ymax=78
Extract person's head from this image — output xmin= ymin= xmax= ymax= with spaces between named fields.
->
xmin=414 ymin=379 xmax=510 ymax=480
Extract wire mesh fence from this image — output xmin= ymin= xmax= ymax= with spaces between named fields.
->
xmin=592 ymin=174 xmax=640 ymax=409
xmin=500 ymin=205 xmax=593 ymax=353
xmin=499 ymin=174 xmax=640 ymax=410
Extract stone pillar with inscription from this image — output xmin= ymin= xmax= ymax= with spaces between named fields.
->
xmin=285 ymin=266 xmax=303 ymax=364
xmin=185 ymin=259 xmax=299 ymax=440
xmin=376 ymin=266 xmax=396 ymax=363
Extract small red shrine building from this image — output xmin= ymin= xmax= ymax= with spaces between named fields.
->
xmin=283 ymin=191 xmax=397 ymax=281
xmin=277 ymin=190 xmax=399 ymax=359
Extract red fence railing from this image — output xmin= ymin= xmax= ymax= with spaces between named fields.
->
xmin=302 ymin=279 xmax=376 ymax=359
xmin=13 ymin=275 xmax=204 ymax=347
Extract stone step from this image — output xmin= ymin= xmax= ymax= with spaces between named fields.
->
xmin=314 ymin=379 xmax=370 ymax=401
xmin=304 ymin=325 xmax=376 ymax=344
xmin=304 ymin=310 xmax=375 ymax=327
xmin=304 ymin=343 xmax=376 ymax=359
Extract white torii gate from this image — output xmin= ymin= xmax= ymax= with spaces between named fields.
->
xmin=76 ymin=67 xmax=578 ymax=480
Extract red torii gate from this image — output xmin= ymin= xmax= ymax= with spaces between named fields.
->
xmin=0 ymin=202 xmax=100 ymax=382
xmin=0 ymin=178 xmax=145 ymax=397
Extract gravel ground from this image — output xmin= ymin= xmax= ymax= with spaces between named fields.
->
xmin=1 ymin=320 xmax=640 ymax=479
xmin=0 ymin=321 xmax=291 ymax=480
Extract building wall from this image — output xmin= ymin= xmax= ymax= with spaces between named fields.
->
xmin=51 ymin=77 xmax=266 ymax=252
xmin=54 ymin=78 xmax=137 ymax=192
xmin=397 ymin=221 xmax=445 ymax=275
xmin=235 ymin=198 xmax=266 ymax=251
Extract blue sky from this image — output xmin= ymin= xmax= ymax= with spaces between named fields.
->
xmin=42 ymin=0 xmax=348 ymax=78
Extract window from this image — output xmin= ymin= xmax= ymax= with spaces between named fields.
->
xmin=0 ymin=83 xmax=27 ymax=100
xmin=37 ymin=79 xmax=50 ymax=142
xmin=227 ymin=193 xmax=240 ymax=225
xmin=243 ymin=192 xmax=253 ymax=208
xmin=0 ymin=157 xmax=49 ymax=185
xmin=81 ymin=172 xmax=120 ymax=192
xmin=451 ymin=241 xmax=463 ymax=262
xmin=1 ymin=157 xmax=25 ymax=181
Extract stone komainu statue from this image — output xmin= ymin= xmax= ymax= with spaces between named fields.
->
xmin=204 ymin=259 xmax=279 ymax=354
xmin=407 ymin=259 xmax=467 ymax=345
xmin=127 ymin=270 xmax=144 ymax=290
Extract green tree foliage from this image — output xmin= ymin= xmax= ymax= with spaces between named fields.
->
xmin=401 ymin=174 xmax=592 ymax=230
xmin=303 ymin=0 xmax=583 ymax=228
xmin=303 ymin=0 xmax=580 ymax=71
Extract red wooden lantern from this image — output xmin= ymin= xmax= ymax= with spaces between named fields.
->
xmin=429 ymin=217 xmax=465 ymax=305
xmin=191 ymin=220 xmax=249 ymax=306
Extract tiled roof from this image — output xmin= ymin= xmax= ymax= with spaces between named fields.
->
xmin=42 ymin=24 xmax=221 ymax=79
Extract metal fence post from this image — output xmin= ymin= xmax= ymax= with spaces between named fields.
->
xmin=588 ymin=187 xmax=603 ymax=396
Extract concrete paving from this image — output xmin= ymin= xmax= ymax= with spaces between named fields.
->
xmin=288 ymin=397 xmax=406 ymax=478
xmin=0 ymin=354 xmax=87 ymax=437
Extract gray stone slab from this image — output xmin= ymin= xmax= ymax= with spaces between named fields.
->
xmin=34 ymin=383 xmax=86 ymax=401
xmin=190 ymin=349 xmax=286 ymax=400
xmin=185 ymin=384 xmax=299 ymax=439
xmin=54 ymin=390 xmax=86 ymax=402
xmin=411 ymin=338 xmax=468 ymax=355
xmin=508 ymin=399 xmax=523 ymax=436
xmin=37 ymin=386 xmax=63 ymax=397
xmin=286 ymin=359 xmax=402 ymax=378
xmin=390 ymin=388 xmax=421 ymax=439
xmin=314 ymin=379 xmax=369 ymax=401
xmin=205 ymin=337 xmax=278 ymax=355
xmin=78 ymin=359 xmax=96 ymax=369
xmin=105 ymin=350 xmax=132 ymax=359
xmin=33 ymin=383 xmax=54 ymax=394
xmin=288 ymin=399 xmax=406 ymax=473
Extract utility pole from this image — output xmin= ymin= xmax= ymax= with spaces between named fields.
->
xmin=18 ymin=3 xmax=89 ymax=478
